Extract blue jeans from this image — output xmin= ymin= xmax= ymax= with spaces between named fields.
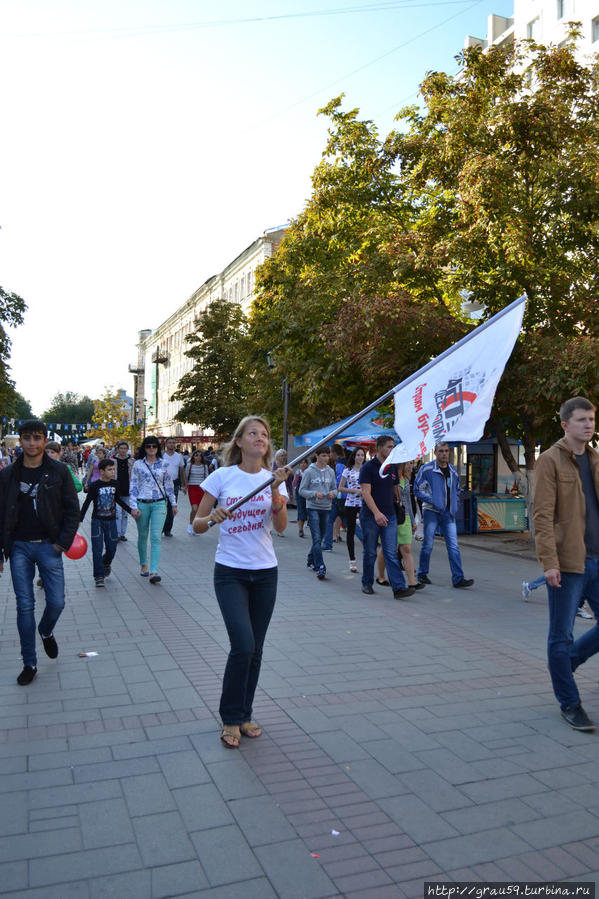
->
xmin=116 ymin=496 xmax=130 ymax=538
xmin=295 ymin=492 xmax=307 ymax=523
xmin=307 ymin=509 xmax=329 ymax=571
xmin=136 ymin=501 xmax=167 ymax=573
xmin=528 ymin=574 xmax=546 ymax=591
xmin=322 ymin=498 xmax=345 ymax=550
xmin=417 ymin=509 xmax=464 ymax=585
xmin=548 ymin=557 xmax=599 ymax=710
xmin=91 ymin=518 xmax=118 ymax=579
xmin=10 ymin=541 xmax=66 ymax=667
xmin=214 ymin=563 xmax=277 ymax=725
xmin=360 ymin=508 xmax=406 ymax=592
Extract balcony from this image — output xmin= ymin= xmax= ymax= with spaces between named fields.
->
xmin=128 ymin=363 xmax=144 ymax=375
xmin=151 ymin=349 xmax=168 ymax=365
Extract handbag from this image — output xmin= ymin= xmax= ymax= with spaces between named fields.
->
xmin=394 ymin=501 xmax=406 ymax=525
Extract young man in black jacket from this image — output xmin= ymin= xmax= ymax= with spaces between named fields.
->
xmin=0 ymin=420 xmax=79 ymax=685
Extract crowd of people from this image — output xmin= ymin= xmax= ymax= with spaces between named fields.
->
xmin=1 ymin=395 xmax=598 ymax=739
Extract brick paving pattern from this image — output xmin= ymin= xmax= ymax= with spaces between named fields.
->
xmin=0 ymin=515 xmax=598 ymax=897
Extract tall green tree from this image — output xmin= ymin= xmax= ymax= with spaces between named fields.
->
xmin=390 ymin=32 xmax=599 ymax=467
xmin=42 ymin=392 xmax=95 ymax=425
xmin=172 ymin=297 xmax=249 ymax=439
xmin=249 ymin=96 xmax=417 ymax=431
xmin=0 ymin=286 xmax=27 ymax=412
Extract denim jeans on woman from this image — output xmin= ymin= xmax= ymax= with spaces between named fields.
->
xmin=360 ymin=508 xmax=406 ymax=592
xmin=214 ymin=562 xmax=277 ymax=725
xmin=10 ymin=540 xmax=65 ymax=667
xmin=417 ymin=509 xmax=465 ymax=586
xmin=136 ymin=500 xmax=167 ymax=572
xmin=306 ymin=508 xmax=329 ymax=571
xmin=547 ymin=556 xmax=599 ymax=710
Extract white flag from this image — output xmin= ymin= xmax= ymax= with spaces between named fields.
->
xmin=382 ymin=295 xmax=526 ymax=471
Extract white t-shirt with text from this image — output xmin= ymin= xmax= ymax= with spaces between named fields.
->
xmin=201 ymin=465 xmax=288 ymax=570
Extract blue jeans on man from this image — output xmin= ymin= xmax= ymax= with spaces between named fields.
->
xmin=417 ymin=509 xmax=465 ymax=586
xmin=307 ymin=508 xmax=329 ymax=572
xmin=116 ymin=497 xmax=131 ymax=539
xmin=360 ymin=508 xmax=406 ymax=592
xmin=91 ymin=518 xmax=119 ymax=580
xmin=547 ymin=557 xmax=599 ymax=710
xmin=9 ymin=540 xmax=65 ymax=668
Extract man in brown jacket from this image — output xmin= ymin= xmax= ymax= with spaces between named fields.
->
xmin=534 ymin=396 xmax=599 ymax=731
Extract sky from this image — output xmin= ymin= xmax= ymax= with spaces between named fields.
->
xmin=1 ymin=0 xmax=514 ymax=416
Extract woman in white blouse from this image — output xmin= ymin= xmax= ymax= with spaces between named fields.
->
xmin=129 ymin=437 xmax=177 ymax=584
xmin=193 ymin=416 xmax=290 ymax=749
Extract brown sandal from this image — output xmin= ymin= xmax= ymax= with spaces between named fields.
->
xmin=239 ymin=721 xmax=262 ymax=739
xmin=220 ymin=725 xmax=241 ymax=748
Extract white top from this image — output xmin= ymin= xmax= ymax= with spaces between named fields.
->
xmin=201 ymin=465 xmax=288 ymax=570
xmin=341 ymin=467 xmax=362 ymax=507
xmin=161 ymin=451 xmax=183 ymax=482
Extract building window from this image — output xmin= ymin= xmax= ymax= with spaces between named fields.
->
xmin=557 ymin=0 xmax=573 ymax=18
xmin=526 ymin=16 xmax=540 ymax=38
xmin=593 ymin=15 xmax=599 ymax=40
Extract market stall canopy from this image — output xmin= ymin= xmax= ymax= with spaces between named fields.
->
xmin=294 ymin=410 xmax=399 ymax=447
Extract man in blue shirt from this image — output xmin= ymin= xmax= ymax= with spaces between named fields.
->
xmin=359 ymin=436 xmax=414 ymax=599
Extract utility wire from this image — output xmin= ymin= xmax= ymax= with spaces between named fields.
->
xmin=243 ymin=0 xmax=482 ymax=132
xmin=19 ymin=1 xmax=479 ymax=41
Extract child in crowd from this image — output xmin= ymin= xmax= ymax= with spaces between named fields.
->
xmin=80 ymin=458 xmax=138 ymax=587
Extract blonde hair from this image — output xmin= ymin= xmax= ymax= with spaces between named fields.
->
xmin=398 ymin=460 xmax=414 ymax=479
xmin=223 ymin=416 xmax=273 ymax=469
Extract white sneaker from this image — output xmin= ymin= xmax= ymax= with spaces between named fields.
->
xmin=187 ymin=524 xmax=194 ymax=535
xmin=576 ymin=605 xmax=593 ymax=620
xmin=522 ymin=581 xmax=532 ymax=601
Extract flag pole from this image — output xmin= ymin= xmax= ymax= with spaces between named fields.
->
xmin=207 ymin=294 xmax=526 ymax=525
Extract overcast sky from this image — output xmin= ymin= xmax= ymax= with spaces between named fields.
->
xmin=1 ymin=0 xmax=513 ymax=415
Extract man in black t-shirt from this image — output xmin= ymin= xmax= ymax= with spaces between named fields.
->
xmin=359 ymin=436 xmax=413 ymax=599
xmin=112 ymin=440 xmax=133 ymax=541
xmin=0 ymin=420 xmax=79 ymax=686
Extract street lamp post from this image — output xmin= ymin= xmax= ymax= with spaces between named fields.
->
xmin=266 ymin=353 xmax=289 ymax=453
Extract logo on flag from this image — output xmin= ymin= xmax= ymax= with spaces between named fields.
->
xmin=382 ymin=295 xmax=526 ymax=471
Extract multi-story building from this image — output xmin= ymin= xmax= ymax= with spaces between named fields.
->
xmin=465 ymin=0 xmax=599 ymax=55
xmin=130 ymin=226 xmax=287 ymax=438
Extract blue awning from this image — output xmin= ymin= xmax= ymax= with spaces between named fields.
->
xmin=294 ymin=410 xmax=398 ymax=447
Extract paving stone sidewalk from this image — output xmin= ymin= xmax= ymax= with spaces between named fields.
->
xmin=0 ymin=512 xmax=598 ymax=898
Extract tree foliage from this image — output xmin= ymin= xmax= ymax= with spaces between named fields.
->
xmin=0 ymin=287 xmax=27 ymax=412
xmin=172 ymin=297 xmax=250 ymax=439
xmin=248 ymin=96 xmax=416 ymax=431
xmin=42 ymin=391 xmax=95 ymax=426
xmin=91 ymin=387 xmax=141 ymax=445
xmin=389 ymin=32 xmax=599 ymax=462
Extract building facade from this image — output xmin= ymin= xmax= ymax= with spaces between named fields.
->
xmin=465 ymin=0 xmax=599 ymax=55
xmin=130 ymin=226 xmax=287 ymax=438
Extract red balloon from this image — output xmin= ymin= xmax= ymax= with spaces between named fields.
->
xmin=65 ymin=533 xmax=88 ymax=560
